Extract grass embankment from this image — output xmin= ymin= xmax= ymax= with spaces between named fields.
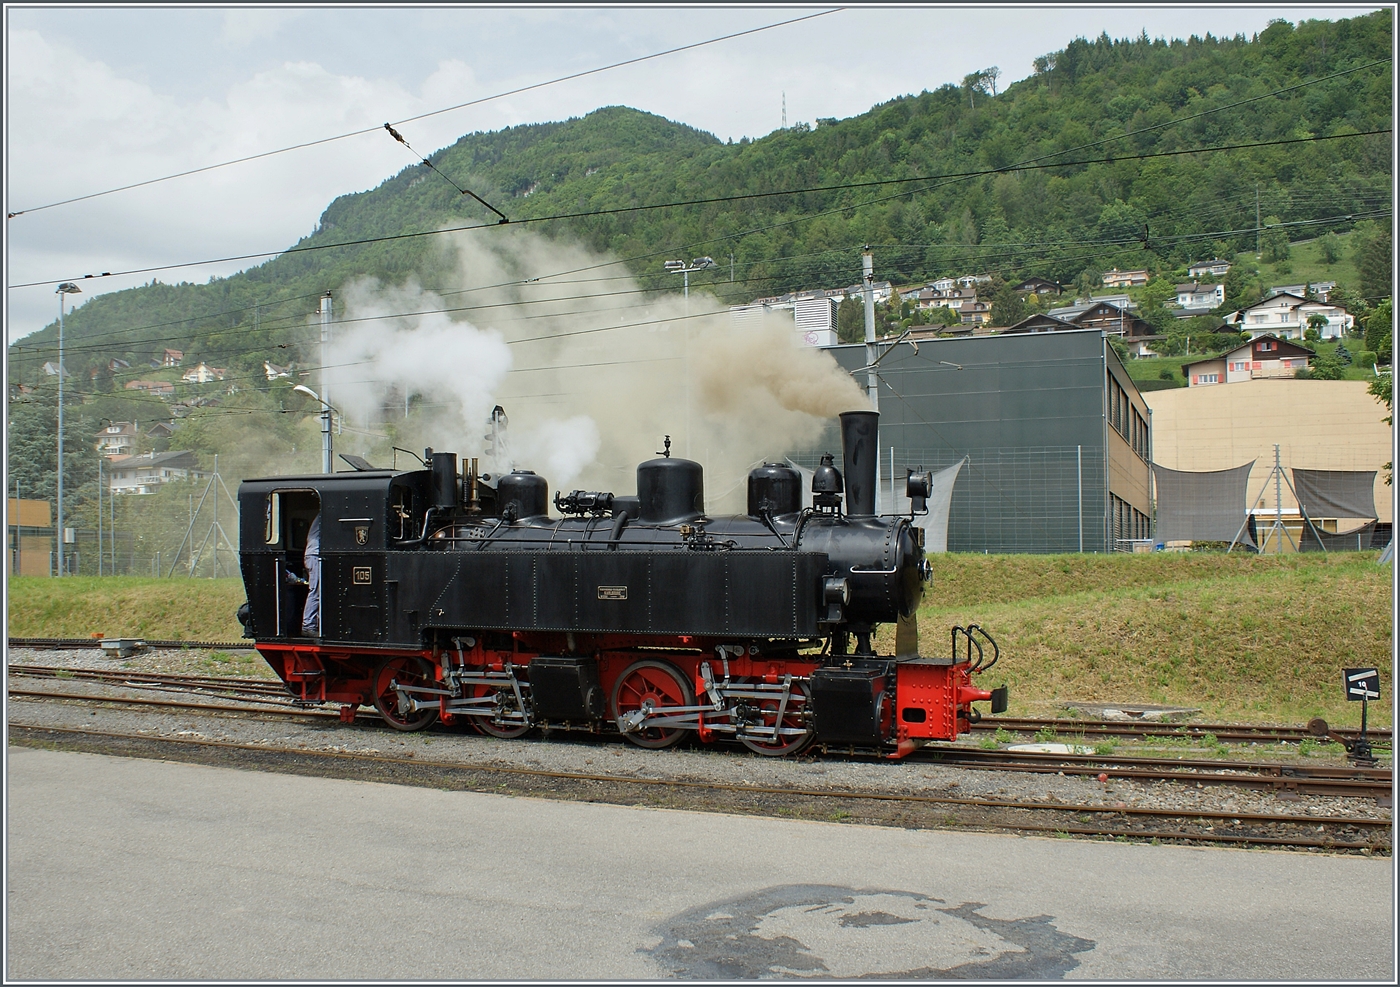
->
xmin=6 ymin=576 xmax=246 ymax=642
xmin=8 ymin=555 xmax=1392 ymax=728
xmin=891 ymin=552 xmax=1392 ymax=726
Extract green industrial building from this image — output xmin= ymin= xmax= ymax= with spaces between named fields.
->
xmin=802 ymin=328 xmax=1152 ymax=554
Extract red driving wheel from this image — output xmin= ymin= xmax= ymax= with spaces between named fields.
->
xmin=465 ymin=681 xmax=532 ymax=739
xmin=368 ymin=655 xmax=439 ymax=732
xmin=611 ymin=659 xmax=695 ymax=749
xmin=739 ymin=681 xmax=814 ymax=757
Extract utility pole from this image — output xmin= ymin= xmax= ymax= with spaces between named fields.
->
xmin=54 ymin=282 xmax=81 ymax=576
xmin=319 ymin=292 xmax=333 ymax=473
xmin=861 ymin=247 xmax=879 ymax=411
xmin=1255 ymin=185 xmax=1262 ymax=259
xmin=782 ymin=91 xmax=787 ymax=130
xmin=97 ymin=455 xmax=102 ymax=576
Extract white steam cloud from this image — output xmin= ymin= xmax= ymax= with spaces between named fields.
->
xmin=325 ymin=228 xmax=867 ymax=507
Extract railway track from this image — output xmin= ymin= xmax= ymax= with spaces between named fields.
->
xmin=8 ymin=672 xmax=1393 ymax=803
xmin=9 ymin=664 xmax=290 ymax=698
xmin=9 ymin=637 xmax=255 ymax=651
xmin=973 ymin=715 xmax=1391 ymax=745
xmin=8 ymin=723 xmax=1389 ymax=852
xmin=913 ymin=747 xmax=1393 ymax=801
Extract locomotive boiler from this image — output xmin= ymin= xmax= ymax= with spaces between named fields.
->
xmin=236 ymin=409 xmax=1007 ymax=757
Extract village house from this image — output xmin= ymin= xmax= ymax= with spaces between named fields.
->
xmin=1269 ymin=281 xmax=1337 ymax=303
xmin=107 ymin=450 xmax=205 ymax=496
xmin=160 ymin=348 xmax=184 ymax=367
xmin=1013 ymin=276 xmax=1061 ymax=295
xmin=41 ymin=361 xmax=69 ymax=377
xmin=1223 ymin=292 xmax=1354 ymax=341
xmin=1175 ymin=282 xmax=1225 ymax=309
xmin=958 ymin=300 xmax=992 ymax=325
xmin=1187 ymin=258 xmax=1232 ymax=278
xmin=1101 ymin=268 xmax=1150 ymax=288
xmin=905 ymin=286 xmax=978 ymax=312
xmin=1015 ymin=301 xmax=1163 ymax=357
xmin=1181 ymin=334 xmax=1314 ymax=386
xmin=181 ymin=362 xmax=226 ymax=384
xmin=94 ymin=422 xmax=141 ymax=458
xmin=124 ymin=380 xmax=175 ymax=397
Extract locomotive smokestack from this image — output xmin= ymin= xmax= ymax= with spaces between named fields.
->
xmin=429 ymin=452 xmax=459 ymax=509
xmin=839 ymin=410 xmax=878 ymax=518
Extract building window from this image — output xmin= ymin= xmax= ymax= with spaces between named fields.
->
xmin=1198 ymin=373 xmax=1219 ymax=384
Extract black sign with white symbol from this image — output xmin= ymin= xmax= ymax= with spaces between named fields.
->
xmin=1344 ymin=667 xmax=1380 ymax=701
xmin=597 ymin=585 xmax=628 ymax=600
xmin=352 ymin=567 xmax=372 ymax=585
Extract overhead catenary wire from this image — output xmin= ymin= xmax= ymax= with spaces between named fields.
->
xmin=14 ymin=205 xmax=1386 ymax=367
xmin=383 ymin=123 xmax=509 ymax=223
xmin=4 ymin=8 xmax=844 ymax=220
xmin=8 ymin=127 xmax=1392 ymax=292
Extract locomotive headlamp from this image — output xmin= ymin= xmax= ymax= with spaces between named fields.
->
xmin=905 ymin=469 xmax=932 ymax=515
xmin=823 ymin=576 xmax=851 ymax=605
xmin=822 ymin=576 xmax=851 ymax=623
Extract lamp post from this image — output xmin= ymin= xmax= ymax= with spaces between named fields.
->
xmin=662 ymin=258 xmax=715 ymax=459
xmin=55 ymin=282 xmax=81 ymax=576
xmin=318 ymin=292 xmax=332 ymax=474
xmin=293 ymin=385 xmax=338 ymax=471
xmin=663 ymin=257 xmax=716 ymax=310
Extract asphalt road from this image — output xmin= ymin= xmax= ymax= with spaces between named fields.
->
xmin=6 ymin=747 xmax=1393 ymax=981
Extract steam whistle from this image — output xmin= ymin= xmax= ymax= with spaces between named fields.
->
xmin=469 ymin=458 xmax=481 ymax=513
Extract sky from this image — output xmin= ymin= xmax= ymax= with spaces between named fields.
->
xmin=4 ymin=4 xmax=1385 ymax=342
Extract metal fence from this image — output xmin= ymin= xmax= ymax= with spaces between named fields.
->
xmin=790 ymin=444 xmax=1110 ymax=554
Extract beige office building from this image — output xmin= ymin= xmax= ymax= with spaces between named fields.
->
xmin=1145 ymin=378 xmax=1394 ymax=527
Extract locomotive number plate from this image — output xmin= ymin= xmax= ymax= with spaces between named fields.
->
xmin=352 ymin=567 xmax=373 ymax=585
xmin=597 ymin=585 xmax=628 ymax=600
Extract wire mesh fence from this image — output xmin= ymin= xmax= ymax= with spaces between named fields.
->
xmin=790 ymin=444 xmax=1110 ymax=553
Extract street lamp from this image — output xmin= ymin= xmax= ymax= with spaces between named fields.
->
xmin=293 ymin=385 xmax=338 ymax=472
xmin=55 ymin=282 xmax=81 ymax=575
xmin=663 ymin=256 xmax=716 ymax=303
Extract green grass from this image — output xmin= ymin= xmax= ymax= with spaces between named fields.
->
xmin=6 ymin=576 xmax=247 ymax=641
xmin=882 ymin=552 xmax=1392 ymax=727
xmin=1244 ymin=234 xmax=1358 ymax=295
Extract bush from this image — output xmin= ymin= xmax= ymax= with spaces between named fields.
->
xmin=1356 ymin=350 xmax=1377 ymax=369
xmin=1159 ymin=367 xmax=1175 ymax=380
xmin=1306 ymin=355 xmax=1346 ymax=380
xmin=1304 ymin=328 xmax=1321 ymax=342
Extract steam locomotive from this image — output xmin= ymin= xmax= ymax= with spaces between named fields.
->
xmin=236 ymin=410 xmax=1006 ymax=758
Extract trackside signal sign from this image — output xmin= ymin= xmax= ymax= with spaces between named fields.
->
xmin=1343 ymin=668 xmax=1380 ymax=702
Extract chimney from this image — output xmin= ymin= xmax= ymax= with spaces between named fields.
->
xmin=839 ymin=410 xmax=879 ymax=518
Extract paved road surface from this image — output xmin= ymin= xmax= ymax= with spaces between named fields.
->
xmin=6 ymin=747 xmax=1393 ymax=980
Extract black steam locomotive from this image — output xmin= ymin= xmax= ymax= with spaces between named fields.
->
xmin=236 ymin=410 xmax=1006 ymax=757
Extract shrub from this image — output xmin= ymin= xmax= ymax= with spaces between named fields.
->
xmin=1357 ymin=350 xmax=1377 ymax=369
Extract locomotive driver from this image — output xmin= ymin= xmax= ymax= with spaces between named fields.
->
xmin=300 ymin=513 xmax=321 ymax=636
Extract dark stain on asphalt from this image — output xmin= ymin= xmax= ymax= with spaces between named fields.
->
xmin=644 ymin=884 xmax=1095 ymax=979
